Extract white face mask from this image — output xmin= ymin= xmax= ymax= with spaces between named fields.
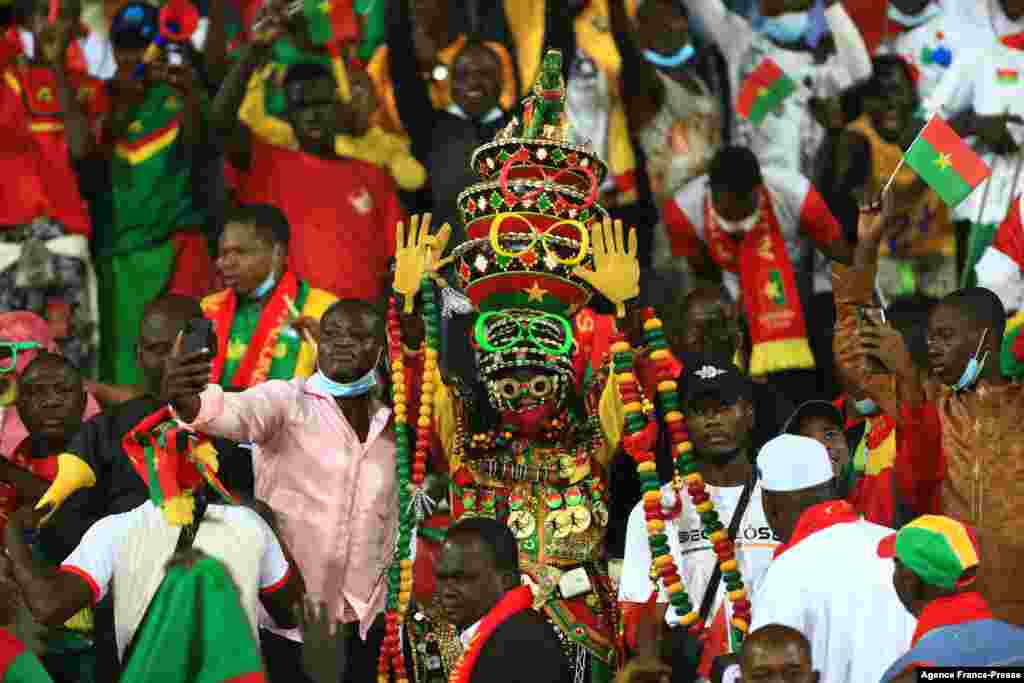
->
xmin=713 ymin=206 xmax=761 ymax=235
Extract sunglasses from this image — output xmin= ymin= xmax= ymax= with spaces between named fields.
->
xmin=490 ymin=374 xmax=561 ymax=401
xmin=474 ymin=311 xmax=574 ymax=356
xmin=0 ymin=341 xmax=42 ymax=373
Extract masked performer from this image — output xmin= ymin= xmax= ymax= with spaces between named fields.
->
xmin=382 ymin=50 xmax=641 ymax=683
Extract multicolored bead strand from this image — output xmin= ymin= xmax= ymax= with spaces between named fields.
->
xmin=378 ymin=279 xmax=437 ymax=683
xmin=610 ymin=335 xmax=701 ymax=631
xmin=640 ymin=308 xmax=751 ymax=645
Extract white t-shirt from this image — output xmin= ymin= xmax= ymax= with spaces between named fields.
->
xmin=62 ymin=501 xmax=291 ymax=660
xmin=877 ymin=10 xmax=986 ymax=106
xmin=619 ymin=481 xmax=778 ymax=648
xmin=664 ymin=168 xmax=841 ymax=297
xmin=925 ymin=43 xmax=1024 ymax=225
xmin=751 ymin=519 xmax=916 ymax=683
xmin=683 ymin=0 xmax=871 ymax=176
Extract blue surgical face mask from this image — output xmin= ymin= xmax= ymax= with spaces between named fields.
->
xmin=854 ymin=398 xmax=878 ymax=416
xmin=643 ymin=44 xmax=696 ymax=69
xmin=952 ymin=328 xmax=990 ymax=392
xmin=250 ymin=246 xmax=282 ymax=299
xmin=760 ymin=11 xmax=811 ymax=44
xmin=887 ymin=2 xmax=942 ymax=28
xmin=309 ymin=364 xmax=379 ymax=397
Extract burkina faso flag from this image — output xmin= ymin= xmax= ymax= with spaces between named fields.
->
xmin=0 ymin=628 xmax=51 ymax=683
xmin=736 ymin=58 xmax=796 ymax=126
xmin=905 ymin=114 xmax=991 ymax=208
xmin=302 ymin=0 xmax=358 ymax=47
xmin=120 ymin=556 xmax=266 ymax=682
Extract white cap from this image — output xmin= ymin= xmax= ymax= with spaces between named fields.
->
xmin=756 ymin=434 xmax=834 ymax=492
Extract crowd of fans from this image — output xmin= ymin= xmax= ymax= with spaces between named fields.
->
xmin=3 ymin=0 xmax=1024 ymax=681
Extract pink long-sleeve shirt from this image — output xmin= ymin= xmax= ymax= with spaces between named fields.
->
xmin=186 ymin=378 xmax=397 ymax=640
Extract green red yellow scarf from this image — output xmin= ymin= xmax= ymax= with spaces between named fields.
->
xmin=205 ymin=271 xmax=299 ymax=389
xmin=121 ymin=407 xmax=237 ymax=526
xmin=703 ymin=189 xmax=815 ymax=376
xmin=449 ymin=586 xmax=535 ymax=683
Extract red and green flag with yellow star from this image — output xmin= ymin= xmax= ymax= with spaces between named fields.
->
xmin=905 ymin=114 xmax=991 ymax=208
xmin=736 ymin=57 xmax=796 ymax=126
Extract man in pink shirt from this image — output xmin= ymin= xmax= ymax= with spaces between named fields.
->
xmin=163 ymin=298 xmax=413 ymax=683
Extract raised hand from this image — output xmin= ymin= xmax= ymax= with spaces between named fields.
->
xmin=159 ymin=332 xmax=213 ymax=422
xmin=573 ymin=216 xmax=640 ymax=318
xmin=856 ymin=188 xmax=900 ymax=246
xmin=393 ymin=214 xmax=452 ymax=312
xmin=37 ymin=19 xmax=73 ymax=66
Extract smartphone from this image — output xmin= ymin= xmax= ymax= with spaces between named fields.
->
xmin=857 ymin=306 xmax=889 ymax=374
xmin=181 ymin=318 xmax=215 ymax=356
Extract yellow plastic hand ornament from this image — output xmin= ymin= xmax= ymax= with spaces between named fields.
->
xmin=573 ymin=216 xmax=640 ymax=318
xmin=393 ymin=214 xmax=452 ymax=313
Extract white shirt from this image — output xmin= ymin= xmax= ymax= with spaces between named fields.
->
xmin=877 ymin=10 xmax=987 ymax=107
xmin=459 ymin=620 xmax=481 ymax=649
xmin=666 ymin=167 xmax=840 ymax=296
xmin=619 ymin=481 xmax=778 ymax=646
xmin=751 ymin=519 xmax=916 ymax=683
xmin=925 ymin=43 xmax=1024 ymax=224
xmin=61 ymin=501 xmax=291 ymax=660
xmin=682 ymin=0 xmax=871 ymax=176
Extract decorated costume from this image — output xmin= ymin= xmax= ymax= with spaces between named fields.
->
xmin=381 ymin=50 xmax=636 ymax=683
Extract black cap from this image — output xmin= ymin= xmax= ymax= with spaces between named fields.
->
xmin=783 ymin=400 xmax=845 ymax=435
xmin=110 ymin=2 xmax=159 ymax=50
xmin=678 ymin=354 xmax=752 ymax=406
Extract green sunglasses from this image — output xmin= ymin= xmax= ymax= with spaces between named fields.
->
xmin=474 ymin=311 xmax=574 ymax=356
xmin=0 ymin=341 xmax=42 ymax=373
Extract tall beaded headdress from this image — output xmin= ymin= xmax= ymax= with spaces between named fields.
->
xmin=453 ymin=49 xmax=608 ymax=386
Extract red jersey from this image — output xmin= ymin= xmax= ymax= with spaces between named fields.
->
xmin=238 ymin=140 xmax=404 ymax=301
xmin=0 ymin=65 xmax=107 ymax=235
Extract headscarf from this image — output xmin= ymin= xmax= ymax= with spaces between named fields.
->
xmin=0 ymin=311 xmax=101 ymax=457
xmin=119 ymin=553 xmax=267 ymax=683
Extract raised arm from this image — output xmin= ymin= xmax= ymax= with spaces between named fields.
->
xmin=679 ymin=0 xmax=753 ymax=66
xmin=608 ymin=0 xmax=664 ymax=132
xmin=833 ymin=200 xmax=925 ymax=416
xmin=822 ymin=0 xmax=872 ymax=87
xmin=386 ymin=0 xmax=433 ymax=158
xmin=38 ymin=19 xmax=93 ymax=160
xmin=209 ymin=42 xmax=270 ymax=171
xmin=203 ymin=0 xmax=230 ymax=85
xmin=161 ymin=341 xmax=292 ymax=444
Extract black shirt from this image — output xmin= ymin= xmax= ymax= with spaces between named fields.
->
xmin=470 ymin=611 xmax=573 ymax=683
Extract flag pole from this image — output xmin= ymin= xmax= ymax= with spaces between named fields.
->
xmin=973 ymin=106 xmax=1014 ymax=225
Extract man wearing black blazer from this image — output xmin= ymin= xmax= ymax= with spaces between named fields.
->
xmin=437 ymin=518 xmax=572 ymax=683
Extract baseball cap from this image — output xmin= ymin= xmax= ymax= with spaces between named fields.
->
xmin=678 ymin=354 xmax=752 ymax=406
xmin=756 ymin=434 xmax=834 ymax=492
xmin=878 ymin=515 xmax=981 ymax=590
xmin=110 ymin=2 xmax=159 ymax=49
xmin=783 ymin=400 xmax=845 ymax=435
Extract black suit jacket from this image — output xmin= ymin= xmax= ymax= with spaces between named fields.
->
xmin=470 ymin=611 xmax=573 ymax=683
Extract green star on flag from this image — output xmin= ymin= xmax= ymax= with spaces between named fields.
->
xmin=904 ymin=114 xmax=992 ymax=208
